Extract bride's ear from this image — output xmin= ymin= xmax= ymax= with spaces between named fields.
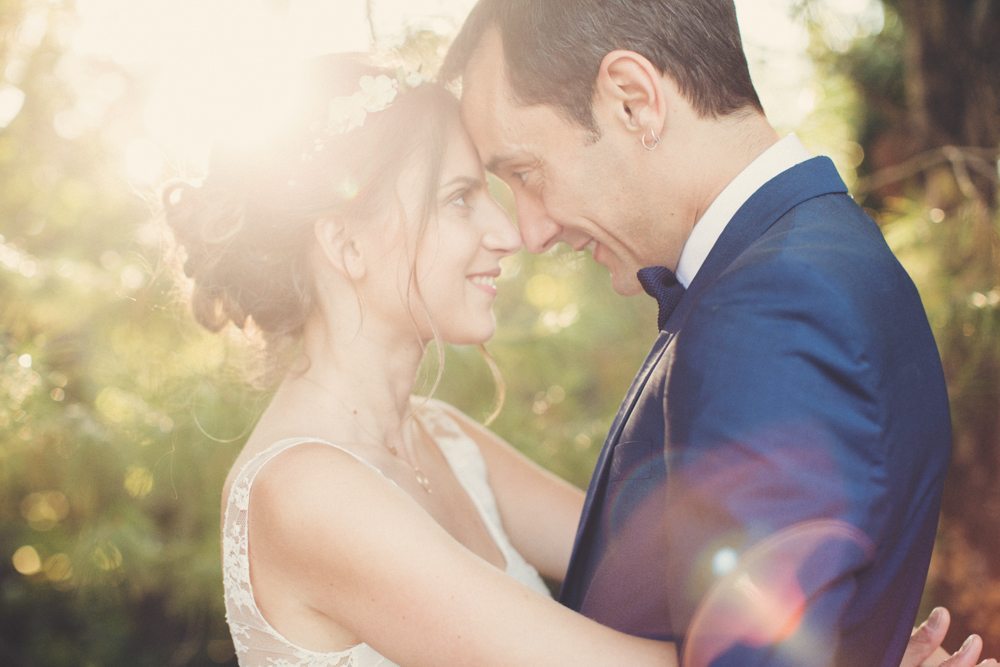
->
xmin=314 ymin=218 xmax=366 ymax=281
xmin=594 ymin=50 xmax=667 ymax=139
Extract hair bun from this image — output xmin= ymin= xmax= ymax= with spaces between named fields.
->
xmin=162 ymin=181 xmax=202 ymax=277
xmin=162 ymin=178 xmax=256 ymax=331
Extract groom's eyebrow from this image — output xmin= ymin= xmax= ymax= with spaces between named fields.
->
xmin=485 ymin=154 xmax=516 ymax=174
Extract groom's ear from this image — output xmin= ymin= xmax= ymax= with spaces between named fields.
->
xmin=594 ymin=50 xmax=667 ymax=139
xmin=314 ymin=218 xmax=367 ymax=281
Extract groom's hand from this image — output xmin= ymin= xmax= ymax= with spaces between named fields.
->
xmin=901 ymin=607 xmax=998 ymax=667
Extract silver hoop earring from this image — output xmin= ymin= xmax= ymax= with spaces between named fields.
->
xmin=641 ymin=128 xmax=661 ymax=151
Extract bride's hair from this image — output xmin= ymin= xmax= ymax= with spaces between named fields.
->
xmin=162 ymin=53 xmax=458 ymax=377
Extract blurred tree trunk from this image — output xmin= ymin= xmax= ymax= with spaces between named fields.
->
xmin=876 ymin=0 xmax=1000 ymax=652
xmin=895 ymin=0 xmax=999 ymax=208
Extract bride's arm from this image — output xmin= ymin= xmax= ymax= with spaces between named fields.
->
xmin=434 ymin=405 xmax=983 ymax=667
xmin=434 ymin=401 xmax=585 ymax=583
xmin=251 ymin=443 xmax=675 ymax=667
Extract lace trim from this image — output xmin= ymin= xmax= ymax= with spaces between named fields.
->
xmin=223 ymin=437 xmax=394 ymax=666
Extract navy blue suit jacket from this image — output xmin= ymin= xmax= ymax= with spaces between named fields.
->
xmin=558 ymin=157 xmax=951 ymax=666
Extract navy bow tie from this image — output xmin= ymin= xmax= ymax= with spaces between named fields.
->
xmin=637 ymin=266 xmax=685 ymax=331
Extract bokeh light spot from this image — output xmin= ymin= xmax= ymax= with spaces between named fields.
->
xmin=124 ymin=465 xmax=154 ymax=499
xmin=0 ymin=84 xmax=26 ymax=129
xmin=20 ymin=491 xmax=71 ymax=531
xmin=526 ymin=273 xmax=569 ymax=309
xmin=336 ymin=177 xmax=360 ymax=200
xmin=12 ymin=545 xmax=42 ymax=575
xmin=712 ymin=547 xmax=740 ymax=577
xmin=92 ymin=543 xmax=124 ymax=571
xmin=44 ymin=553 xmax=73 ymax=582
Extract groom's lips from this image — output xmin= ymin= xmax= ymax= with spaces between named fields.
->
xmin=592 ymin=241 xmax=611 ymax=269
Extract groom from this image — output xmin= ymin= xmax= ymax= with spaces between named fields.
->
xmin=443 ymin=1 xmax=955 ymax=664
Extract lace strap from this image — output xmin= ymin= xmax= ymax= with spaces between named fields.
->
xmin=222 ymin=436 xmax=404 ymax=607
xmin=250 ymin=437 xmax=400 ymax=491
xmin=222 ymin=437 xmax=403 ymax=664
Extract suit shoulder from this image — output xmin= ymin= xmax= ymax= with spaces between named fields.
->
xmin=709 ymin=196 xmax=922 ymax=320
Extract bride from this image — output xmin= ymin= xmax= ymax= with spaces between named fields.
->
xmin=163 ymin=54 xmax=988 ymax=666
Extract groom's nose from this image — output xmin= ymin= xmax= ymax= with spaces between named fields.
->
xmin=515 ymin=192 xmax=562 ymax=254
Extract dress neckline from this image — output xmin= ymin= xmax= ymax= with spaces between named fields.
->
xmin=230 ymin=400 xmax=514 ymax=574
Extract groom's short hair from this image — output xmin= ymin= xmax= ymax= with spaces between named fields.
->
xmin=441 ymin=0 xmax=763 ymax=132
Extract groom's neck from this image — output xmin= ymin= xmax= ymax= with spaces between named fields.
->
xmin=660 ymin=110 xmax=780 ymax=241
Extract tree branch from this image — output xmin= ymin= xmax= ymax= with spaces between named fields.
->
xmin=854 ymin=145 xmax=1000 ymax=199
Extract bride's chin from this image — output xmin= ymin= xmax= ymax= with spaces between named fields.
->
xmin=440 ymin=317 xmax=497 ymax=347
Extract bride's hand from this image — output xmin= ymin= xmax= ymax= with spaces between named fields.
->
xmin=901 ymin=607 xmax=998 ymax=667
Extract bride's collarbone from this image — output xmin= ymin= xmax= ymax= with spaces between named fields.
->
xmin=241 ymin=431 xmax=508 ymax=572
xmin=398 ymin=456 xmax=508 ymax=572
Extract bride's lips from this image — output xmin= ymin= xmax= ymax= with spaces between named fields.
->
xmin=468 ymin=269 xmax=500 ymax=296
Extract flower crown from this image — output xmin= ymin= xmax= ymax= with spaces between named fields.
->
xmin=324 ymin=68 xmax=429 ymax=136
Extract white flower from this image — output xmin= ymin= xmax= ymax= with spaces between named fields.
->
xmin=403 ymin=70 xmax=427 ymax=89
xmin=327 ymin=95 xmax=368 ymax=135
xmin=357 ymin=74 xmax=398 ymax=112
xmin=325 ymin=75 xmax=399 ymax=136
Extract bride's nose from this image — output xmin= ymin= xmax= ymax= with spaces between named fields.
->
xmin=483 ymin=201 xmax=523 ymax=256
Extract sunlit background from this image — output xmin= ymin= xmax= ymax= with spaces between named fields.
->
xmin=1 ymin=0 xmax=997 ymax=664
xmin=1 ymin=0 xmax=889 ymax=183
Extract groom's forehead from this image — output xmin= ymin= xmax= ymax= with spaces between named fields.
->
xmin=461 ymin=87 xmax=545 ymax=166
xmin=459 ymin=62 xmax=519 ymax=150
xmin=460 ymin=39 xmax=505 ymax=104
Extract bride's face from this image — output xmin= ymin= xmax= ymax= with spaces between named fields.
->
xmin=405 ymin=120 xmax=522 ymax=344
xmin=370 ymin=120 xmax=521 ymax=344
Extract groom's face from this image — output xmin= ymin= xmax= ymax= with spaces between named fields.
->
xmin=459 ymin=32 xmax=653 ymax=296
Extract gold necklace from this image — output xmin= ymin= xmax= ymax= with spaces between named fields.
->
xmin=393 ymin=415 xmax=432 ymax=494
xmin=298 ymin=374 xmax=432 ymax=494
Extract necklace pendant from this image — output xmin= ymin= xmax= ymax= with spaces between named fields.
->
xmin=414 ymin=469 xmax=432 ymax=494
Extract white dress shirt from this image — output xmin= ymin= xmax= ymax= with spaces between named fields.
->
xmin=675 ymin=134 xmax=812 ymax=288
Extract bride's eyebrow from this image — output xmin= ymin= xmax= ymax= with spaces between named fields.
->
xmin=440 ymin=175 xmax=482 ymax=192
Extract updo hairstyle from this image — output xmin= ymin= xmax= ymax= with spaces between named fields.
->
xmin=163 ymin=54 xmax=460 ymax=368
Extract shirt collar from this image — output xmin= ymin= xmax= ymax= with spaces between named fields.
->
xmin=673 ymin=133 xmax=812 ymax=288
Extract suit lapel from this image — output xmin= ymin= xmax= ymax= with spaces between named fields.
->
xmin=561 ymin=330 xmax=674 ymax=603
xmin=665 ymin=156 xmax=847 ymax=331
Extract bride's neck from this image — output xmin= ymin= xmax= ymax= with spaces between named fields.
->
xmin=280 ymin=310 xmax=427 ymax=442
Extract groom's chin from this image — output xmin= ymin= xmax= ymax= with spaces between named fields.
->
xmin=611 ymin=273 xmax=645 ymax=297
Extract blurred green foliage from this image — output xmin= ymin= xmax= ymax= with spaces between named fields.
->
xmin=0 ymin=5 xmax=654 ymax=664
xmin=1 ymin=1 xmax=997 ymax=665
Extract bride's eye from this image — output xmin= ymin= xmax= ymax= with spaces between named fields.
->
xmin=450 ymin=190 xmax=471 ymax=209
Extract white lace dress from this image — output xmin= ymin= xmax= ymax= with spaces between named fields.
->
xmin=222 ymin=399 xmax=551 ymax=666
